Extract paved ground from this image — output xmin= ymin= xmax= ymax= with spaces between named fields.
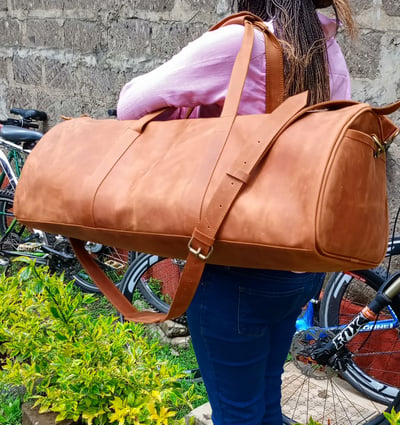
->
xmin=187 ymin=362 xmax=388 ymax=425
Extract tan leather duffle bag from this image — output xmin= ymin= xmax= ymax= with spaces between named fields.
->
xmin=14 ymin=13 xmax=400 ymax=323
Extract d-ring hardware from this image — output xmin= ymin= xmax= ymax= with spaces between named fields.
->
xmin=188 ymin=237 xmax=214 ymax=261
xmin=372 ymin=134 xmax=385 ymax=158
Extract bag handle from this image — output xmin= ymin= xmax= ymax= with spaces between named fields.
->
xmin=70 ymin=91 xmax=309 ymax=324
xmin=304 ymin=99 xmax=400 ymax=143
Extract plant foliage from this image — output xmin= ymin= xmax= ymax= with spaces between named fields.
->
xmin=0 ymin=260 xmax=198 ymax=424
xmin=384 ymin=407 xmax=400 ymax=425
xmin=0 ymin=383 xmax=22 ymax=425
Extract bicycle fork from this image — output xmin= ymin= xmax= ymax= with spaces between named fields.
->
xmin=311 ymin=271 xmax=400 ymax=367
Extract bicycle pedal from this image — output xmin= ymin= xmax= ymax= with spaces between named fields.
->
xmin=104 ymin=259 xmax=124 ymax=270
xmin=17 ymin=242 xmax=42 ymax=252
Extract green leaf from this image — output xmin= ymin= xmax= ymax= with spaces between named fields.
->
xmin=49 ymin=306 xmax=61 ymax=319
xmin=55 ymin=333 xmax=68 ymax=341
xmin=34 ymin=280 xmax=44 ymax=293
xmin=18 ymin=267 xmax=31 ymax=281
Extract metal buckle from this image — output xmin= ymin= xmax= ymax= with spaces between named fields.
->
xmin=372 ymin=129 xmax=400 ymax=158
xmin=188 ymin=237 xmax=214 ymax=261
xmin=386 ymin=128 xmax=400 ymax=147
xmin=372 ymin=134 xmax=386 ymax=158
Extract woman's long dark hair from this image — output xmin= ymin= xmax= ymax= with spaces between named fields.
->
xmin=235 ymin=0 xmax=355 ymax=104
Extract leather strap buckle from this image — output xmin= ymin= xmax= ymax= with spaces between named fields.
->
xmin=188 ymin=237 xmax=214 ymax=261
xmin=372 ymin=134 xmax=387 ymax=158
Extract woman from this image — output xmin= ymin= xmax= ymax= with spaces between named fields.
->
xmin=117 ymin=1 xmax=356 ymax=424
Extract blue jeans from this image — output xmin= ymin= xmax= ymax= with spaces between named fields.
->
xmin=186 ymin=265 xmax=325 ymax=425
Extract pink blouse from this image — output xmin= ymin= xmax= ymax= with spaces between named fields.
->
xmin=117 ymin=13 xmax=351 ymax=120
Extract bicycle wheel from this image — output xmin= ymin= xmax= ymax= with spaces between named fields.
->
xmin=0 ymin=189 xmax=129 ymax=290
xmin=281 ymin=269 xmax=400 ymax=425
xmin=0 ymin=189 xmax=50 ymax=249
xmin=119 ymin=253 xmax=184 ymax=316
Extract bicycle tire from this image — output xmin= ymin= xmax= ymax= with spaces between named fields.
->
xmin=0 ymin=188 xmax=50 ymax=247
xmin=0 ymin=189 xmax=129 ymax=291
xmin=119 ymin=253 xmax=186 ymax=322
xmin=281 ymin=269 xmax=400 ymax=425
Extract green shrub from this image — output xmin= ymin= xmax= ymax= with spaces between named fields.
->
xmin=0 ymin=260 xmax=198 ymax=424
xmin=0 ymin=384 xmax=22 ymax=425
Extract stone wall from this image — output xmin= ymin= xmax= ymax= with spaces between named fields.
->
xmin=0 ymin=0 xmax=232 ymax=124
xmin=1 ymin=0 xmax=399 ymax=120
xmin=0 ymin=0 xmax=400 ymax=212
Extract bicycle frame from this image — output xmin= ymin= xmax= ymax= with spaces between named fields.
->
xmin=0 ymin=136 xmax=33 ymax=189
xmin=0 ymin=148 xmax=19 ymax=190
xmin=312 ymin=271 xmax=400 ymax=366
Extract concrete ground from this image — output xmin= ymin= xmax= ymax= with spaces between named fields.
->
xmin=187 ymin=362 xmax=388 ymax=425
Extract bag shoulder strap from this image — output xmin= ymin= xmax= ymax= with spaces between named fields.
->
xmin=211 ymin=12 xmax=284 ymax=113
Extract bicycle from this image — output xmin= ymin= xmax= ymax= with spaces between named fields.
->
xmin=0 ymin=108 xmax=47 ymax=190
xmin=0 ymin=107 xmax=48 ymax=129
xmin=118 ymin=252 xmax=400 ymax=425
xmin=0 ymin=113 xmax=131 ymax=292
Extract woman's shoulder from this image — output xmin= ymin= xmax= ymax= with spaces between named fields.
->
xmin=194 ymin=20 xmax=269 ymax=61
xmin=318 ymin=12 xmax=338 ymax=39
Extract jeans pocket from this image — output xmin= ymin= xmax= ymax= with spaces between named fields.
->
xmin=238 ymin=286 xmax=305 ymax=336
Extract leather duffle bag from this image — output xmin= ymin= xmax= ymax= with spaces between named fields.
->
xmin=14 ymin=13 xmax=400 ymax=323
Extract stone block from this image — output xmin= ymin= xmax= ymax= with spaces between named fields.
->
xmin=184 ymin=0 xmax=214 ymax=14
xmin=159 ymin=320 xmax=190 ymax=338
xmin=64 ymin=19 xmax=103 ymax=53
xmin=150 ymin=21 xmax=208 ymax=59
xmin=7 ymin=86 xmax=37 ymax=111
xmin=22 ymin=403 xmax=74 ymax=425
xmin=44 ymin=58 xmax=79 ymax=91
xmin=79 ymin=94 xmax=120 ymax=119
xmin=25 ymin=18 xmax=63 ymax=48
xmin=383 ymin=0 xmax=400 ymax=16
xmin=0 ymin=0 xmax=7 ymax=11
xmin=132 ymin=0 xmax=175 ymax=12
xmin=351 ymin=0 xmax=373 ymax=13
xmin=340 ymin=30 xmax=384 ymax=79
xmin=0 ymin=82 xmax=8 ymax=118
xmin=12 ymin=54 xmax=42 ymax=86
xmin=62 ymin=0 xmax=102 ymax=9
xmin=109 ymin=18 xmax=151 ymax=56
xmin=11 ymin=0 xmax=52 ymax=9
xmin=76 ymin=66 xmax=125 ymax=99
xmin=0 ymin=57 xmax=8 ymax=80
xmin=0 ymin=18 xmax=23 ymax=46
xmin=36 ymin=91 xmax=84 ymax=127
xmin=186 ymin=403 xmax=213 ymax=425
